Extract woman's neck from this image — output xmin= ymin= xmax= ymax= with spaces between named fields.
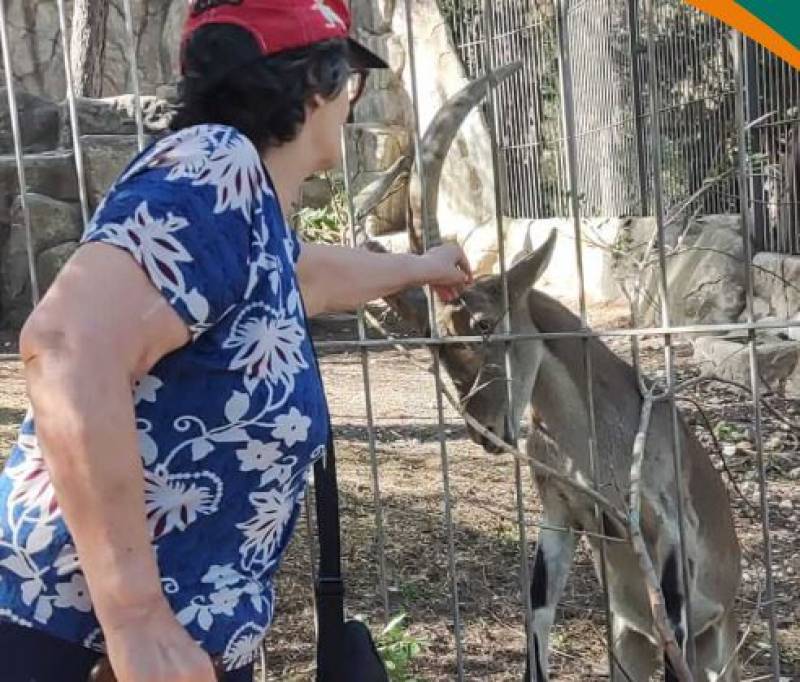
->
xmin=262 ymin=139 xmax=316 ymax=218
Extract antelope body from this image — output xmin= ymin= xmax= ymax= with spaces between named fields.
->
xmin=364 ymin=64 xmax=742 ymax=680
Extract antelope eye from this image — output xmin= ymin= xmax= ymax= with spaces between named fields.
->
xmin=474 ymin=318 xmax=494 ymax=335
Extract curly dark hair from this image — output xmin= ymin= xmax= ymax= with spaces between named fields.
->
xmin=171 ymin=24 xmax=350 ymax=152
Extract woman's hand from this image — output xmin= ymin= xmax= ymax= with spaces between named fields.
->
xmin=418 ymin=243 xmax=473 ymax=302
xmin=101 ymin=597 xmax=216 ymax=682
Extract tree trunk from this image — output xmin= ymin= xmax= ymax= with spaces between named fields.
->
xmin=69 ymin=0 xmax=109 ymax=98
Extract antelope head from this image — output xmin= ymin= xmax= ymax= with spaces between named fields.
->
xmin=364 ymin=62 xmax=559 ymax=452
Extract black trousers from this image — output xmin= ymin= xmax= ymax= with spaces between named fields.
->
xmin=0 ymin=620 xmax=254 ymax=682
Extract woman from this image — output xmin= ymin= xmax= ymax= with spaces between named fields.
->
xmin=0 ymin=2 xmax=471 ymax=681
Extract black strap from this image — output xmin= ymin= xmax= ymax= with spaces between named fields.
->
xmin=314 ymin=431 xmax=346 ymax=681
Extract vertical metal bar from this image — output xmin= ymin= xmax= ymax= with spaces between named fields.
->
xmin=339 ymin=132 xmax=390 ymax=618
xmin=733 ymin=31 xmax=782 ymax=679
xmin=554 ymin=1 xmax=616 ymax=677
xmin=482 ymin=1 xmax=537 ymax=677
xmin=120 ymin=0 xmax=145 ymax=152
xmin=0 ymin=0 xmax=40 ymax=306
xmin=627 ymin=0 xmax=649 ymax=216
xmin=55 ymin=0 xmax=91 ymax=227
xmin=743 ymin=37 xmax=765 ymax=252
xmin=402 ymin=2 xmax=465 ymax=677
xmin=643 ymin=0 xmax=696 ymax=669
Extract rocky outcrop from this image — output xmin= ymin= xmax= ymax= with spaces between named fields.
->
xmin=694 ymin=335 xmax=800 ymax=398
xmin=1 ymin=0 xmax=188 ymax=100
xmin=0 ymin=194 xmax=83 ymax=325
xmin=0 ymin=88 xmax=61 ymax=154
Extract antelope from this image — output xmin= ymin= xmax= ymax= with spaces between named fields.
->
xmin=361 ymin=67 xmax=742 ymax=680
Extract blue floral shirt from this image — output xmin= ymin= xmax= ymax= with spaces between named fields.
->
xmin=0 ymin=125 xmax=329 ymax=670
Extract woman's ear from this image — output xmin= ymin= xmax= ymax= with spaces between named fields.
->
xmin=307 ymin=93 xmax=326 ymax=113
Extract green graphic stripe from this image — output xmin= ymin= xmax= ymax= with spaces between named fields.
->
xmin=735 ymin=0 xmax=800 ymax=49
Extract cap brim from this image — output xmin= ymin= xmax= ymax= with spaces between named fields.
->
xmin=347 ymin=38 xmax=388 ymax=70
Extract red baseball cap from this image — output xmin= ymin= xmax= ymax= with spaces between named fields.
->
xmin=182 ymin=0 xmax=388 ymax=75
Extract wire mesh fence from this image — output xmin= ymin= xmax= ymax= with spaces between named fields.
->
xmin=0 ymin=0 xmax=798 ymax=680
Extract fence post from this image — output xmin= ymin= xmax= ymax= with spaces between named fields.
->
xmin=741 ymin=37 xmax=766 ymax=253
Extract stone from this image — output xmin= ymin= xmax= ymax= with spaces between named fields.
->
xmin=1 ymin=196 xmax=81 ymax=325
xmin=81 ymin=135 xmax=141 ymax=208
xmin=639 ymin=219 xmax=746 ymax=327
xmin=10 ymin=193 xmax=83 ymax=254
xmin=0 ymin=151 xmax=79 ymax=222
xmin=0 ymin=88 xmax=60 ymax=153
xmin=347 ymin=124 xmax=411 ymax=236
xmin=36 ymin=241 xmax=78 ymax=294
xmin=301 ymin=176 xmax=334 ymax=210
xmin=352 ymin=0 xmax=396 ymax=34
xmin=60 ymin=95 xmax=172 ymax=143
xmin=693 ymin=336 xmax=800 ymax=397
xmin=753 ymin=252 xmax=800 ymax=320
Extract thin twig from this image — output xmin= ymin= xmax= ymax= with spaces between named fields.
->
xmin=628 ymin=387 xmax=694 ymax=682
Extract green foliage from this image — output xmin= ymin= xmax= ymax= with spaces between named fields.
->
xmin=376 ymin=613 xmax=424 ymax=682
xmin=292 ymin=173 xmax=349 ymax=245
xmin=714 ymin=420 xmax=747 ymax=442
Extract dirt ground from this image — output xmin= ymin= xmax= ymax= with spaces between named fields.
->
xmin=0 ymin=305 xmax=798 ymax=680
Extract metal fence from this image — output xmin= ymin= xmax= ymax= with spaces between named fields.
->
xmin=0 ymin=0 xmax=798 ymax=680
xmin=446 ymin=0 xmax=800 ymax=254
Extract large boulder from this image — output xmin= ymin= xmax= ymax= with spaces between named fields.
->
xmin=81 ymin=135 xmax=141 ymax=208
xmin=9 ymin=193 xmax=83 ymax=253
xmin=694 ymin=335 xmax=800 ymax=397
xmin=0 ymin=194 xmax=83 ymax=325
xmin=60 ymin=95 xmax=172 ymax=143
xmin=0 ymin=151 xmax=79 ymax=222
xmin=0 ymin=88 xmax=60 ymax=153
xmin=637 ymin=216 xmax=746 ymax=327
xmin=753 ymin=252 xmax=800 ymax=320
xmin=36 ymin=241 xmax=78 ymax=294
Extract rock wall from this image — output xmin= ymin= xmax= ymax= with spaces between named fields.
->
xmin=1 ymin=0 xmax=186 ymax=100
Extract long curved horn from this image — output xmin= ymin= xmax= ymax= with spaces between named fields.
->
xmin=410 ymin=61 xmax=523 ymax=251
xmin=353 ymin=154 xmax=413 ymax=224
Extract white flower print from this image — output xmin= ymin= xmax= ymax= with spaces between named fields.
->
xmin=6 ymin=433 xmax=59 ymax=523
xmin=236 ymin=441 xmax=282 ymax=473
xmin=236 ymin=487 xmax=296 ymax=572
xmin=209 ymin=588 xmax=240 ymax=617
xmin=83 ymin=627 xmax=107 ymax=653
xmin=147 ymin=126 xmax=215 ymax=182
xmin=223 ymin=304 xmax=307 ymax=388
xmin=223 ymin=622 xmax=268 ymax=671
xmin=144 ymin=468 xmax=222 ymax=538
xmin=134 ymin=375 xmax=164 ymax=404
xmin=147 ymin=127 xmax=270 ymax=221
xmin=271 ymin=408 xmax=311 ymax=448
xmin=202 ymin=564 xmax=243 ymax=591
xmin=96 ymin=201 xmax=192 ymax=297
xmin=197 ymin=133 xmax=270 ymax=218
xmin=54 ymin=573 xmax=92 ymax=613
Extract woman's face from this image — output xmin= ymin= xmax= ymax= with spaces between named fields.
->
xmin=307 ymin=85 xmax=350 ymax=171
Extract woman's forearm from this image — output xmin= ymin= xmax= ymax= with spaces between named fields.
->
xmin=23 ymin=338 xmax=165 ymax=628
xmin=297 ymin=242 xmax=469 ymax=316
xmin=298 ymin=243 xmax=425 ymax=314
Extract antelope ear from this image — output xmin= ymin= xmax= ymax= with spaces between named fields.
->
xmin=507 ymin=229 xmax=557 ymax=301
xmin=384 ymin=286 xmax=431 ymax=336
xmin=363 ymin=241 xmax=431 ymax=335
